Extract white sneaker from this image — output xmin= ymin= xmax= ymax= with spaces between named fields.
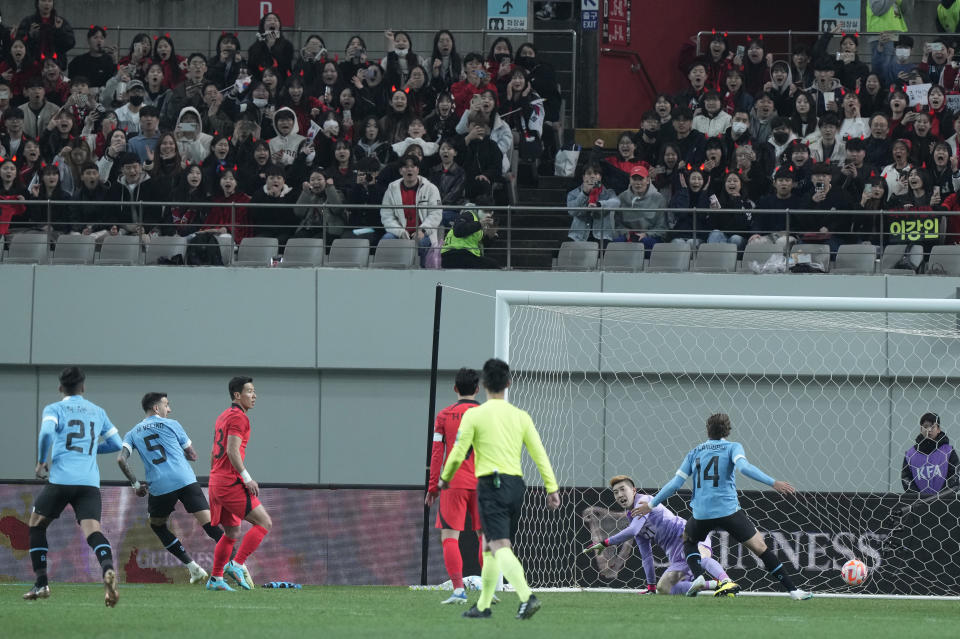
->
xmin=685 ymin=575 xmax=707 ymax=597
xmin=789 ymin=589 xmax=813 ymax=600
xmin=188 ymin=562 xmax=208 ymax=584
xmin=441 ymin=588 xmax=468 ymax=604
xmin=240 ymin=563 xmax=255 ymax=589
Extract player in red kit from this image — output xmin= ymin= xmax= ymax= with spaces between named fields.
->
xmin=206 ymin=376 xmax=273 ymax=592
xmin=426 ymin=368 xmax=483 ymax=604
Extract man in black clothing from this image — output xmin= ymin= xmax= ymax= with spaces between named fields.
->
xmin=107 ymin=153 xmax=165 ymax=236
xmin=1 ymin=108 xmax=29 ymax=158
xmin=669 ymin=106 xmax=705 ymax=166
xmin=633 ymin=111 xmax=661 ymax=165
xmin=72 ymin=162 xmax=117 ymax=237
xmin=461 ymin=114 xmax=502 ymax=200
xmin=68 ymin=26 xmax=117 ymax=91
xmin=837 ymin=137 xmax=876 ymax=204
xmin=755 ymin=165 xmax=803 ymax=240
xmin=348 ymin=157 xmax=387 ymax=245
xmin=797 ymin=163 xmax=856 ymax=254
xmin=250 ymin=164 xmax=300 ymax=247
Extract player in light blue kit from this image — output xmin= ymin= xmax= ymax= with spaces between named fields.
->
xmin=583 ymin=475 xmax=736 ymax=596
xmin=633 ymin=413 xmax=812 ymax=600
xmin=118 ymin=392 xmax=225 ymax=584
xmin=25 ymin=366 xmax=123 ymax=606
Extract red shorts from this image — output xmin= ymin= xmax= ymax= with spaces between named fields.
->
xmin=435 ymin=488 xmax=480 ymax=531
xmin=209 ymin=481 xmax=261 ymax=528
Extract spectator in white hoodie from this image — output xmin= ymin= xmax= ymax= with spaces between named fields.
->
xmin=174 ymin=106 xmax=213 ymax=164
xmin=268 ymin=107 xmax=306 ymax=166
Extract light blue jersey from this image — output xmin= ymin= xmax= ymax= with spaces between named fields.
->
xmin=650 ymin=438 xmax=776 ymax=520
xmin=122 ymin=417 xmax=196 ymax=496
xmin=38 ymin=396 xmax=122 ymax=488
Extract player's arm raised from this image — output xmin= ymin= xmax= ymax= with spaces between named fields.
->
xmin=226 ymin=434 xmax=258 ymax=496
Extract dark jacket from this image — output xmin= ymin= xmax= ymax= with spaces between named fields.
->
xmin=250 ymin=184 xmax=299 ymax=240
xmin=796 ymin=187 xmax=856 ymax=234
xmin=429 ymin=163 xmax=466 ymax=206
xmin=72 ymin=181 xmax=117 ymax=233
xmin=901 ymin=431 xmax=959 ymax=493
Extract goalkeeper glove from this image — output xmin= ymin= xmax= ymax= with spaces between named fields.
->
xmin=637 ymin=584 xmax=656 ymax=595
xmin=581 ymin=539 xmax=609 ymax=555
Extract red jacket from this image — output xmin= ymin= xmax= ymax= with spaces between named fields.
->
xmin=451 ymin=80 xmax=498 ymax=117
xmin=205 ymin=192 xmax=252 ymax=242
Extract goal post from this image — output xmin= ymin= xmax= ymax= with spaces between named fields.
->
xmin=494 ymin=290 xmax=960 ymax=596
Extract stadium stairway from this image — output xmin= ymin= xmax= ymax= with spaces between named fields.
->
xmin=505 ymin=175 xmax=576 ymax=270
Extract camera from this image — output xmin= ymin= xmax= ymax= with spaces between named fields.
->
xmin=736 ymin=45 xmax=745 ymax=58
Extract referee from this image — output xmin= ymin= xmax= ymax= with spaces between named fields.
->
xmin=439 ymin=358 xmax=560 ymax=620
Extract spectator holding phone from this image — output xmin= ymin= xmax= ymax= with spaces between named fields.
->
xmin=486 ymin=37 xmax=515 ymax=95
xmin=566 ymin=162 xmax=619 ymax=246
xmin=813 ymin=29 xmax=868 ymax=90
xmin=248 ymin=12 xmax=293 ymax=81
xmin=207 ymin=32 xmax=244 ymax=91
xmin=69 ymin=26 xmax=117 ymax=91
xmin=17 ymin=0 xmax=74 ymax=70
xmin=918 ymin=39 xmax=957 ymax=88
xmin=452 ymin=53 xmax=498 ymax=117
xmin=872 ymin=32 xmax=916 ymax=88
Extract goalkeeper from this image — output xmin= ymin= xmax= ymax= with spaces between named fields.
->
xmin=583 ymin=475 xmax=735 ymax=596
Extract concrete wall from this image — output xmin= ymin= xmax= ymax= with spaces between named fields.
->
xmin=2 ymin=266 xmax=960 ymax=496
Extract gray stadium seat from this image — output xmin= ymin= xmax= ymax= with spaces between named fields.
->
xmin=831 ymin=244 xmax=876 ymax=275
xmin=280 ymin=237 xmax=324 ymax=267
xmin=371 ymin=238 xmax=418 ymax=269
xmin=555 ymin=241 xmax=599 ymax=271
xmin=234 ymin=237 xmax=279 ymax=267
xmin=96 ymin=235 xmax=141 ymax=265
xmin=52 ymin=234 xmax=96 ymax=265
xmin=926 ymin=245 xmax=960 ymax=276
xmin=692 ymin=243 xmax=737 ymax=273
xmin=739 ymin=242 xmax=781 ymax=273
xmin=144 ymin=236 xmax=187 ymax=265
xmin=879 ymin=244 xmax=915 ymax=274
xmin=326 ymin=238 xmax=370 ymax=268
xmin=646 ymin=242 xmax=690 ymax=272
xmin=5 ymin=233 xmax=50 ymax=264
xmin=601 ymin=242 xmax=645 ymax=272
xmin=0 ymin=234 xmax=4 ymax=262
xmin=792 ymin=243 xmax=831 ymax=273
xmin=216 ymin=234 xmax=235 ymax=265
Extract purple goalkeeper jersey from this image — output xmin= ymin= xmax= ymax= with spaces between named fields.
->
xmin=607 ymin=494 xmax=711 ymax=584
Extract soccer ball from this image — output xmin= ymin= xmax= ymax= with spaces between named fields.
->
xmin=841 ymin=559 xmax=868 ymax=586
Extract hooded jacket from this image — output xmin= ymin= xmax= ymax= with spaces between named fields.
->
xmin=175 ymin=106 xmax=214 ymax=164
xmin=268 ymin=107 xmax=307 ymax=166
xmin=901 ymin=431 xmax=959 ymax=495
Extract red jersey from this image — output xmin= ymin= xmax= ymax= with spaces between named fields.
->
xmin=428 ymin=400 xmax=479 ymax=492
xmin=210 ymin=404 xmax=250 ymax=485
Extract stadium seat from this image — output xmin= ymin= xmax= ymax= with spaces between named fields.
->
xmin=739 ymin=243 xmax=781 ymax=273
xmin=0 ymin=234 xmax=4 ymax=261
xmin=144 ymin=236 xmax=187 ymax=265
xmin=555 ymin=241 xmax=599 ymax=271
xmin=926 ymin=245 xmax=960 ymax=276
xmin=879 ymin=244 xmax=915 ymax=275
xmin=692 ymin=243 xmax=737 ymax=273
xmin=216 ymin=234 xmax=235 ymax=265
xmin=646 ymin=242 xmax=690 ymax=272
xmin=4 ymin=233 xmax=50 ymax=264
xmin=831 ymin=244 xmax=876 ymax=275
xmin=792 ymin=244 xmax=831 ymax=273
xmin=326 ymin=238 xmax=370 ymax=268
xmin=371 ymin=238 xmax=418 ymax=269
xmin=601 ymin=242 xmax=645 ymax=272
xmin=280 ymin=238 xmax=324 ymax=267
xmin=52 ymin=235 xmax=96 ymax=265
xmin=234 ymin=237 xmax=279 ymax=267
xmin=96 ymin=235 xmax=142 ymax=266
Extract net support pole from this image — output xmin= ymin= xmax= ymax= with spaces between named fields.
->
xmin=421 ymin=283 xmax=444 ymax=586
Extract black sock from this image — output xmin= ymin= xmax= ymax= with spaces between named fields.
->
xmin=29 ymin=526 xmax=49 ymax=588
xmin=86 ymin=532 xmax=114 ymax=576
xmin=202 ymin=522 xmax=224 ymax=542
xmin=759 ymin=549 xmax=797 ymax=592
xmin=683 ymin=540 xmax=704 ymax=578
xmin=150 ymin=523 xmax=192 ymax=565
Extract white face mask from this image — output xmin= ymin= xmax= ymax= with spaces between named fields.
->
xmin=731 ymin=121 xmax=748 ymax=135
xmin=895 ymin=48 xmax=911 ymax=62
xmin=252 ymin=97 xmax=268 ymax=108
xmin=395 ymin=48 xmax=409 ymax=57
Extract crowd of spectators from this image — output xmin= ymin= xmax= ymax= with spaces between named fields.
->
xmin=0 ymin=1 xmax=567 ymax=268
xmin=570 ymin=25 xmax=960 ymax=271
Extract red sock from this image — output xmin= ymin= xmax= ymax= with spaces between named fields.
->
xmin=442 ymin=538 xmax=464 ymax=590
xmin=212 ymin=535 xmax=235 ymax=577
xmin=235 ymin=525 xmax=269 ymax=565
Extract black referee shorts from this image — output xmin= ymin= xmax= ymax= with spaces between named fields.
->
xmin=148 ymin=482 xmax=210 ymax=519
xmin=476 ymin=474 xmax=525 ymax=543
xmin=684 ymin=509 xmax=758 ymax=545
xmin=33 ymin=483 xmax=102 ymax=523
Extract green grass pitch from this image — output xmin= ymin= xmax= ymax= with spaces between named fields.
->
xmin=3 ymin=584 xmax=957 ymax=639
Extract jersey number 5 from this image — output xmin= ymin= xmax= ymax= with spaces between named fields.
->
xmin=66 ymin=419 xmax=96 ymax=455
xmin=143 ymin=433 xmax=168 ymax=465
xmin=694 ymin=455 xmax=720 ymax=489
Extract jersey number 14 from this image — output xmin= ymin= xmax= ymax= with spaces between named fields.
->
xmin=694 ymin=455 xmax=720 ymax=489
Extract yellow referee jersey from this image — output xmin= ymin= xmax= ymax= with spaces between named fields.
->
xmin=440 ymin=398 xmax=558 ymax=493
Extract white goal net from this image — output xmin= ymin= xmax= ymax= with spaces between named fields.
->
xmin=499 ymin=292 xmax=960 ymax=596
